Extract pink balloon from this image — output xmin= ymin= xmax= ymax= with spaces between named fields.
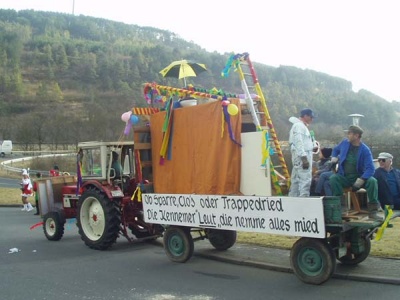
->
xmin=121 ymin=111 xmax=132 ymax=122
xmin=221 ymin=100 xmax=230 ymax=106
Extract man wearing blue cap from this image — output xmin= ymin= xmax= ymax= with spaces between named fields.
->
xmin=288 ymin=108 xmax=316 ymax=197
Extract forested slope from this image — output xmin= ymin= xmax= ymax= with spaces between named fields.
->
xmin=0 ymin=9 xmax=399 ymax=149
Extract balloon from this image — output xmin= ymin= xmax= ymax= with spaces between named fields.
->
xmin=121 ymin=111 xmax=132 ymax=122
xmin=124 ymin=122 xmax=132 ymax=135
xmin=227 ymin=104 xmax=239 ymax=116
xmin=130 ymin=115 xmax=139 ymax=125
xmin=221 ymin=100 xmax=230 ymax=106
xmin=173 ymin=101 xmax=182 ymax=109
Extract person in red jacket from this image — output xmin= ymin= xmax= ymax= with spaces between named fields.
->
xmin=32 ymin=172 xmax=42 ymax=215
xmin=49 ymin=165 xmax=60 ymax=177
xmin=20 ymin=169 xmax=34 ymax=212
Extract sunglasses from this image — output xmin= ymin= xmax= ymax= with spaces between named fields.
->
xmin=378 ymin=159 xmax=386 ymax=162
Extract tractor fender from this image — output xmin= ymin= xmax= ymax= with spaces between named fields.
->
xmin=50 ymin=208 xmax=66 ymax=224
xmin=80 ymin=180 xmax=118 ymax=200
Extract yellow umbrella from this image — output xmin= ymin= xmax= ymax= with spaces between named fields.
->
xmin=159 ymin=60 xmax=207 ymax=86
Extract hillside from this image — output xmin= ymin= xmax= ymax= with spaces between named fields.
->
xmin=1 ymin=9 xmax=399 ymax=148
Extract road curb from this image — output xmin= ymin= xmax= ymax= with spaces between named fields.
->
xmin=195 ymin=251 xmax=293 ymax=274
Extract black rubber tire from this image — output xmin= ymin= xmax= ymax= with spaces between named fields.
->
xmin=43 ymin=212 xmax=65 ymax=241
xmin=338 ymin=238 xmax=371 ymax=265
xmin=207 ymin=229 xmax=237 ymax=250
xmin=163 ymin=226 xmax=194 ymax=263
xmin=290 ymin=237 xmax=336 ymax=285
xmin=77 ymin=189 xmax=120 ymax=250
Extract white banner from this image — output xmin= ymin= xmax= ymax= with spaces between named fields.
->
xmin=143 ymin=194 xmax=326 ymax=238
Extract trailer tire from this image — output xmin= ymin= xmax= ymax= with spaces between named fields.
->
xmin=207 ymin=229 xmax=237 ymax=250
xmin=290 ymin=237 xmax=336 ymax=285
xmin=337 ymin=238 xmax=371 ymax=265
xmin=43 ymin=212 xmax=65 ymax=241
xmin=163 ymin=226 xmax=194 ymax=263
xmin=77 ymin=189 xmax=120 ymax=250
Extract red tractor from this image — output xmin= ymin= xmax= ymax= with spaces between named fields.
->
xmin=39 ymin=140 xmax=163 ymax=250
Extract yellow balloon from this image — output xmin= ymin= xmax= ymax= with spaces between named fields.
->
xmin=227 ymin=103 xmax=239 ymax=116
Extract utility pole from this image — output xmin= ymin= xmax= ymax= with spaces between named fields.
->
xmin=72 ymin=0 xmax=75 ymax=15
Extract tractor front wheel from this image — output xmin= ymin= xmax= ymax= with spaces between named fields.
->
xmin=77 ymin=189 xmax=120 ymax=250
xmin=43 ymin=212 xmax=65 ymax=241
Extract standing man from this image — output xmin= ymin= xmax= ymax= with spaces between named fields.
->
xmin=329 ymin=125 xmax=381 ymax=220
xmin=288 ymin=108 xmax=315 ymax=197
xmin=373 ymin=152 xmax=400 ymax=210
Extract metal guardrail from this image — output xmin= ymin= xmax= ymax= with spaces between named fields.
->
xmin=0 ymin=153 xmax=76 ymax=177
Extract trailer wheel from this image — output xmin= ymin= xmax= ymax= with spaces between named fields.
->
xmin=43 ymin=212 xmax=65 ymax=241
xmin=290 ymin=237 xmax=336 ymax=285
xmin=163 ymin=226 xmax=194 ymax=263
xmin=338 ymin=238 xmax=371 ymax=265
xmin=207 ymin=229 xmax=237 ymax=250
xmin=77 ymin=189 xmax=120 ymax=250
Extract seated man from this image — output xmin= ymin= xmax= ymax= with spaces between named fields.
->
xmin=373 ymin=152 xmax=400 ymax=210
xmin=329 ymin=125 xmax=381 ymax=220
xmin=311 ymin=147 xmax=332 ymax=196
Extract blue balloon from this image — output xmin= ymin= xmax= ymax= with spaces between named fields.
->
xmin=173 ymin=101 xmax=182 ymax=109
xmin=130 ymin=115 xmax=139 ymax=125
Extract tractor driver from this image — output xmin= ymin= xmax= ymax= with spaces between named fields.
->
xmin=111 ymin=151 xmax=123 ymax=178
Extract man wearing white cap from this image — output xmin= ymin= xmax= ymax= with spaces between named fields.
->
xmin=288 ymin=108 xmax=316 ymax=197
xmin=374 ymin=152 xmax=400 ymax=210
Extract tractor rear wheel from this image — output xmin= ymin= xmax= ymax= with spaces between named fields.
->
xmin=43 ymin=212 xmax=65 ymax=241
xmin=163 ymin=226 xmax=194 ymax=263
xmin=207 ymin=229 xmax=237 ymax=250
xmin=77 ymin=189 xmax=120 ymax=250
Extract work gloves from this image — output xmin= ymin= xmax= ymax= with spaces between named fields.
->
xmin=330 ymin=157 xmax=338 ymax=172
xmin=301 ymin=156 xmax=309 ymax=170
xmin=352 ymin=178 xmax=365 ymax=192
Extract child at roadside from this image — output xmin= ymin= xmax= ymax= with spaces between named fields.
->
xmin=32 ymin=172 xmax=41 ymax=215
xmin=20 ymin=169 xmax=34 ymax=212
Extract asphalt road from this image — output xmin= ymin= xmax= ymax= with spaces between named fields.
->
xmin=1 ymin=207 xmax=399 ymax=300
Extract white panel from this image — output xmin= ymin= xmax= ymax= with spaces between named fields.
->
xmin=240 ymin=131 xmax=272 ymax=196
xmin=38 ymin=182 xmax=49 ymax=215
xmin=143 ymin=194 xmax=326 ymax=238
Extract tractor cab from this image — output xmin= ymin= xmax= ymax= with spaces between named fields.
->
xmin=78 ymin=141 xmax=135 ymax=193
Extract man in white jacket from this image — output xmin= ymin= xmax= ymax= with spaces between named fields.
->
xmin=288 ymin=108 xmax=315 ymax=197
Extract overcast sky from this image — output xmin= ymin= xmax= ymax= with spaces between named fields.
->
xmin=2 ymin=0 xmax=399 ymax=102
